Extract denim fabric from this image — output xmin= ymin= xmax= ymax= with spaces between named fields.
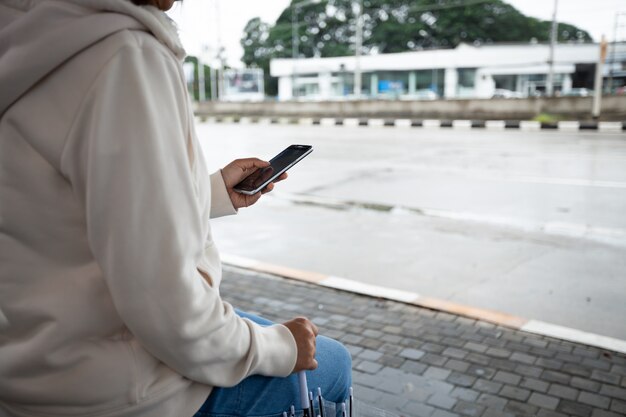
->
xmin=194 ymin=310 xmax=352 ymax=417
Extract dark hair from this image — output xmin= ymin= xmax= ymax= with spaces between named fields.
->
xmin=130 ymin=0 xmax=153 ymax=5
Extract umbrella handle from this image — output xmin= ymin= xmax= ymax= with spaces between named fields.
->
xmin=297 ymin=371 xmax=309 ymax=410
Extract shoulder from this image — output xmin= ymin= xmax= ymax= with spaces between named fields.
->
xmin=101 ymin=28 xmax=180 ymax=67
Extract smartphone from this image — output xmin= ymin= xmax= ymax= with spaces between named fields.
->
xmin=233 ymin=144 xmax=313 ymax=195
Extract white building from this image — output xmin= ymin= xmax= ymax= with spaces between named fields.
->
xmin=269 ymin=42 xmax=624 ymax=101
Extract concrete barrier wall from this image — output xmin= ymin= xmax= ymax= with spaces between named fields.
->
xmin=195 ymin=96 xmax=626 ymax=121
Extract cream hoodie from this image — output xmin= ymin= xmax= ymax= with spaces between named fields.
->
xmin=0 ymin=1 xmax=297 ymax=416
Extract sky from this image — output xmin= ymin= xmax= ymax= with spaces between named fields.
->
xmin=166 ymin=0 xmax=626 ymax=68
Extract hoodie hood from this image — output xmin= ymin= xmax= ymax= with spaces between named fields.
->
xmin=0 ymin=0 xmax=185 ymax=116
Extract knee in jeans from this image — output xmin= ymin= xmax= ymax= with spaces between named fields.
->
xmin=335 ymin=340 xmax=352 ymax=378
xmin=323 ymin=337 xmax=352 ymax=399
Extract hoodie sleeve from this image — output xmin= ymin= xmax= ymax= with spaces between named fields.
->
xmin=60 ymin=38 xmax=297 ymax=386
xmin=209 ymin=170 xmax=238 ymax=218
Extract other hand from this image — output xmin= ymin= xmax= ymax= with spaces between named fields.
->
xmin=282 ymin=317 xmax=318 ymax=372
xmin=221 ymin=158 xmax=288 ymax=209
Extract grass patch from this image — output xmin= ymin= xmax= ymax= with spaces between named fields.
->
xmin=532 ymin=113 xmax=562 ymax=123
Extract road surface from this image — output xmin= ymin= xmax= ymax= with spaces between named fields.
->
xmin=197 ymin=122 xmax=626 ymax=340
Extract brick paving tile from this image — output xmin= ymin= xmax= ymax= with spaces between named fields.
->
xmin=463 ymin=342 xmax=488 ymax=353
xmin=562 ymin=363 xmax=593 ymax=378
xmin=355 ymin=360 xmax=383 ymax=374
xmin=542 ymin=370 xmax=572 ymax=385
xmin=520 ymin=376 xmax=550 ymax=393
xmin=482 ymin=407 xmax=515 ymax=417
xmin=510 ymin=352 xmax=536 ymax=365
xmin=379 ymin=354 xmax=405 ymax=368
xmin=473 ymin=379 xmax=502 ymax=394
xmin=578 ymin=391 xmax=611 ymax=409
xmin=500 ymin=385 xmax=531 ymax=402
xmin=452 ymin=400 xmax=485 ymax=417
xmin=515 ymin=363 xmax=544 ymax=378
xmin=401 ymin=401 xmax=434 ymax=416
xmin=465 ymin=352 xmax=491 ymax=367
xmin=549 ymin=383 xmax=579 ymax=400
xmin=609 ymin=398 xmax=626 ymax=414
xmin=571 ymin=376 xmax=601 ymax=392
xmin=220 ymin=267 xmax=626 ymax=417
xmin=449 ymin=387 xmax=479 ymax=402
xmin=358 ymin=349 xmax=383 ymax=361
xmin=557 ymin=399 xmax=594 ymax=417
xmin=402 ymin=360 xmax=427 ymax=375
xmin=400 ymin=348 xmax=425 ymax=361
xmin=599 ymin=384 xmax=626 ymax=400
xmin=431 ymin=410 xmax=461 ymax=417
xmin=476 ymin=393 xmax=508 ymax=410
xmin=537 ymin=410 xmax=569 ymax=417
xmin=443 ymin=359 xmax=470 ymax=373
xmin=446 ymin=372 xmax=475 ymax=388
xmin=423 ymin=367 xmax=451 ymax=381
xmin=591 ymin=370 xmax=621 ymax=385
xmin=591 ymin=410 xmax=623 ymax=417
xmin=528 ymin=392 xmax=560 ymax=410
xmin=426 ymin=393 xmax=457 ymax=410
xmin=504 ymin=399 xmax=539 ymax=416
xmin=492 ymin=370 xmax=521 ymax=385
xmin=442 ymin=347 xmax=468 ymax=360
xmin=466 ymin=365 xmax=495 ymax=379
xmin=422 ymin=353 xmax=448 ymax=367
xmin=422 ymin=343 xmax=446 ymax=354
xmin=485 ymin=347 xmax=512 ymax=359
xmin=537 ymin=357 xmax=565 ymax=371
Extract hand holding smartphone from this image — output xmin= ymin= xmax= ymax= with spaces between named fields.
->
xmin=233 ymin=145 xmax=313 ymax=195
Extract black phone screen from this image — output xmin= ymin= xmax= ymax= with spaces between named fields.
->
xmin=234 ymin=145 xmax=312 ymax=193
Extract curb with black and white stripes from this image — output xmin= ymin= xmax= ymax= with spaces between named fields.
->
xmin=198 ymin=116 xmax=626 ymax=132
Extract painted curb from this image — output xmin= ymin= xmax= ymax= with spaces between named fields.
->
xmin=221 ymin=254 xmax=626 ymax=355
xmin=197 ymin=116 xmax=626 ymax=132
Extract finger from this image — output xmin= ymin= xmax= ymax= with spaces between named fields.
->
xmin=274 ymin=172 xmax=288 ymax=183
xmin=310 ymin=322 xmax=319 ymax=336
xmin=310 ymin=358 xmax=318 ymax=370
xmin=236 ymin=158 xmax=270 ymax=171
xmin=245 ymin=192 xmax=263 ymax=207
xmin=261 ymin=183 xmax=274 ymax=194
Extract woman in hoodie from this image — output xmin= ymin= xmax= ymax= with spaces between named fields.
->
xmin=0 ymin=0 xmax=351 ymax=416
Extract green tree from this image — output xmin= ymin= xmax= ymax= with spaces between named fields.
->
xmin=184 ymin=56 xmax=213 ymax=101
xmin=242 ymin=0 xmax=593 ymax=96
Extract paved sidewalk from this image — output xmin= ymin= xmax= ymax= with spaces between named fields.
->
xmin=220 ymin=266 xmax=626 ymax=417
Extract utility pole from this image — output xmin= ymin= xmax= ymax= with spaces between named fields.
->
xmin=214 ymin=0 xmax=225 ymax=100
xmin=608 ymin=12 xmax=626 ymax=94
xmin=354 ymin=0 xmax=363 ymax=97
xmin=592 ymin=36 xmax=608 ymax=119
xmin=292 ymin=5 xmax=299 ymax=99
xmin=546 ymin=0 xmax=558 ymax=97
xmin=198 ymin=55 xmax=206 ymax=102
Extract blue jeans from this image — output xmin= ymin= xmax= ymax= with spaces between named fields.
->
xmin=194 ymin=310 xmax=352 ymax=417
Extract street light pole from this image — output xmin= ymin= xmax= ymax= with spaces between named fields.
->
xmin=608 ymin=12 xmax=625 ymax=94
xmin=546 ymin=0 xmax=558 ymax=97
xmin=592 ymin=36 xmax=608 ymax=119
xmin=354 ymin=0 xmax=363 ymax=97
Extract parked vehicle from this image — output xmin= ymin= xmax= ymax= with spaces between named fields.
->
xmin=563 ymin=88 xmax=592 ymax=97
xmin=401 ymin=89 xmax=439 ymax=100
xmin=492 ymin=89 xmax=525 ymax=98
